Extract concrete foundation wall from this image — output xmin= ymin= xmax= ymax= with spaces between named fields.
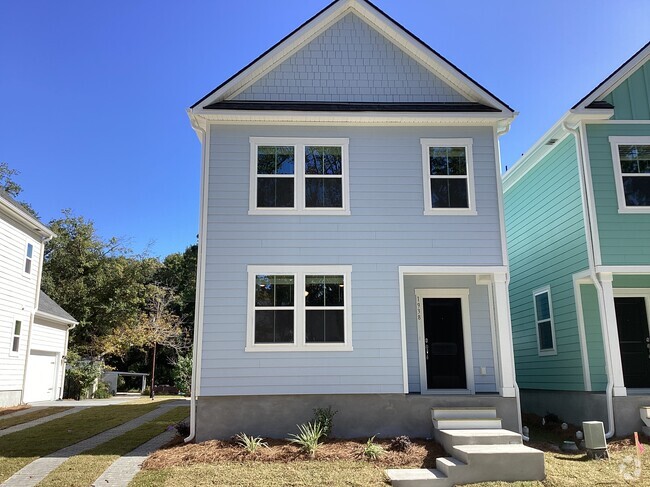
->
xmin=519 ymin=389 xmax=608 ymax=427
xmin=196 ymin=394 xmax=518 ymax=441
xmin=0 ymin=390 xmax=21 ymax=407
xmin=614 ymin=395 xmax=650 ymax=437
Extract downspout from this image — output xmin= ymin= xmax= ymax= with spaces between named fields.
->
xmin=185 ymin=113 xmax=208 ymax=443
xmin=494 ymin=122 xmax=528 ymax=441
xmin=20 ymin=233 xmax=53 ymax=404
xmin=564 ymin=121 xmax=615 ymax=438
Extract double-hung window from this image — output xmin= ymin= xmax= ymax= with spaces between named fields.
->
xmin=249 ymin=138 xmax=350 ymax=215
xmin=420 ymin=138 xmax=476 ymax=215
xmin=24 ymin=242 xmax=33 ymax=274
xmin=610 ymin=136 xmax=650 ymax=212
xmin=247 ymin=266 xmax=352 ymax=351
xmin=533 ymin=286 xmax=556 ymax=355
xmin=11 ymin=320 xmax=21 ymax=354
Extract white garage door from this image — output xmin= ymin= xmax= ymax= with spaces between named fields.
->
xmin=24 ymin=351 xmax=58 ymax=403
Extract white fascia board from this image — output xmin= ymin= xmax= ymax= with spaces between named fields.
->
xmin=576 ymin=43 xmax=650 ymax=110
xmin=502 ymin=109 xmax=613 ymax=192
xmin=0 ymin=197 xmax=54 ymax=238
xmin=34 ymin=310 xmax=78 ymax=328
xmin=192 ymin=0 xmax=513 ymax=114
xmin=191 ymin=110 xmax=514 ymax=126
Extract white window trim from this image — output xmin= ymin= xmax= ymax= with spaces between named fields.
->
xmin=420 ymin=138 xmax=477 ymax=216
xmin=248 ymin=137 xmax=350 ymax=216
xmin=246 ymin=265 xmax=353 ymax=352
xmin=24 ymin=241 xmax=34 ymax=276
xmin=609 ymin=136 xmax=650 ymax=213
xmin=533 ymin=285 xmax=557 ymax=356
xmin=9 ymin=318 xmax=22 ymax=356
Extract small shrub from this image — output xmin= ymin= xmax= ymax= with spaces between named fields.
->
xmin=175 ymin=420 xmax=190 ymax=437
xmin=312 ymin=406 xmax=337 ymax=438
xmin=363 ymin=435 xmax=384 ymax=460
xmin=234 ymin=432 xmax=268 ymax=453
xmin=287 ymin=422 xmax=325 ymax=457
xmin=390 ymin=435 xmax=412 ymax=452
xmin=171 ymin=354 xmax=192 ymax=395
xmin=92 ymin=381 xmax=112 ymax=399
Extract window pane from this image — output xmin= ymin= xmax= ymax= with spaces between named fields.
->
xmin=257 ymin=178 xmax=294 ymax=208
xmin=12 ymin=336 xmax=20 ymax=353
xmin=430 ymin=179 xmax=468 ymax=208
xmin=306 ymin=310 xmax=345 ymax=343
xmin=538 ymin=320 xmax=554 ymax=350
xmin=305 ymin=275 xmax=325 ymax=307
xmin=255 ymin=310 xmax=294 ymax=343
xmin=257 ymin=146 xmax=294 ymax=175
xmin=623 ymin=176 xmax=650 ymax=206
xmin=305 ymin=146 xmax=342 ymax=175
xmin=429 ymin=147 xmax=449 ymax=175
xmin=448 ymin=148 xmax=467 ymax=175
xmin=535 ymin=292 xmax=550 ymax=321
xmin=24 ymin=259 xmax=32 ymax=274
xmin=255 ymin=275 xmax=294 ymax=307
xmin=26 ymin=243 xmax=33 ymax=258
xmin=621 ymin=160 xmax=639 ymax=173
xmin=305 ymin=178 xmax=343 ymax=208
xmin=14 ymin=321 xmax=21 ymax=335
xmin=325 ymin=275 xmax=344 ymax=306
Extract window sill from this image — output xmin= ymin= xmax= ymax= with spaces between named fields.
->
xmin=423 ymin=209 xmax=477 ymax=216
xmin=245 ymin=344 xmax=353 ymax=353
xmin=538 ymin=349 xmax=557 ymax=357
xmin=248 ymin=209 xmax=351 ymax=216
xmin=617 ymin=207 xmax=650 ymax=214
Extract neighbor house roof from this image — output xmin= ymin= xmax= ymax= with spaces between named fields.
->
xmin=36 ymin=291 xmax=77 ymax=325
xmin=190 ymin=0 xmax=514 ymax=115
xmin=0 ymin=189 xmax=54 ymax=238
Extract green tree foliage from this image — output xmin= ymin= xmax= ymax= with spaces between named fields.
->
xmin=0 ymin=161 xmax=38 ymax=216
xmin=154 ymin=244 xmax=197 ymax=328
xmin=171 ymin=353 xmax=192 ymax=395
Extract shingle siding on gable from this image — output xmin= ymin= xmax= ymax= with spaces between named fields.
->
xmin=232 ymin=13 xmax=468 ymax=103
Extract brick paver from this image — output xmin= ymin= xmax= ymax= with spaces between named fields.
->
xmin=92 ymin=424 xmax=184 ymax=486
xmin=1 ymin=403 xmax=180 ymax=487
xmin=0 ymin=407 xmax=86 ymax=438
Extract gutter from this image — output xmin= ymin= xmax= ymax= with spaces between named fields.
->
xmin=185 ymin=112 xmax=208 ymax=443
xmin=564 ymin=121 xmax=615 ymax=439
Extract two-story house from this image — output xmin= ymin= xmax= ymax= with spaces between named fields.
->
xmin=503 ymin=41 xmax=650 ymax=437
xmin=0 ymin=190 xmax=77 ymax=406
xmin=187 ymin=0 xmax=522 ymax=441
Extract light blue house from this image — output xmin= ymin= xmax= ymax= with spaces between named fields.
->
xmin=503 ymin=41 xmax=650 ymax=437
xmin=186 ymin=0 xmax=523 ymax=443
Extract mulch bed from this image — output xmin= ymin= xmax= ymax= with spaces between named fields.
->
xmin=0 ymin=405 xmax=30 ymax=417
xmin=143 ymin=438 xmax=445 ymax=470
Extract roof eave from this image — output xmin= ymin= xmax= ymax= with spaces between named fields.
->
xmin=0 ymin=197 xmax=54 ymax=238
xmin=35 ymin=310 xmax=78 ymax=328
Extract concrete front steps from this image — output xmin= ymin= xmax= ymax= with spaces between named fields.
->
xmin=386 ymin=407 xmax=544 ymax=486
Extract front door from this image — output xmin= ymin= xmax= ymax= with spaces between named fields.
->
xmin=422 ymin=297 xmax=467 ymax=390
xmin=615 ymin=297 xmax=650 ymax=388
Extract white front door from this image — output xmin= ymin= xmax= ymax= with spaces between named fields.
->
xmin=23 ymin=351 xmax=58 ymax=402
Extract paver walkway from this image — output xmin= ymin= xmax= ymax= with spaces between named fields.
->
xmin=92 ymin=424 xmax=183 ymax=486
xmin=0 ymin=407 xmax=86 ymax=438
xmin=1 ymin=403 xmax=182 ymax=487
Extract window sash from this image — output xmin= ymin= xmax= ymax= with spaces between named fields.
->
xmin=610 ymin=138 xmax=650 ymax=212
xmin=533 ymin=288 xmax=556 ymax=354
xmin=24 ymin=243 xmax=33 ymax=274
xmin=11 ymin=320 xmax=21 ymax=353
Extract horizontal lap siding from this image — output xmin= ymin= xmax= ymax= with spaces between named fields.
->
xmin=201 ymin=124 xmax=503 ymax=396
xmin=0 ymin=215 xmax=41 ymax=391
xmin=586 ymin=123 xmax=650 ymax=265
xmin=504 ymin=135 xmax=590 ymax=391
xmin=30 ymin=321 xmax=68 ymax=353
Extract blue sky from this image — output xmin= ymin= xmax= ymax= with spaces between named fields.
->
xmin=1 ymin=0 xmax=648 ymax=257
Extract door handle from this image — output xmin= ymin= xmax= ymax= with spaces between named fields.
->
xmin=425 ymin=338 xmax=429 ymax=361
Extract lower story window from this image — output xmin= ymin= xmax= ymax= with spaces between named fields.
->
xmin=247 ymin=266 xmax=352 ymax=351
xmin=533 ymin=286 xmax=556 ymax=355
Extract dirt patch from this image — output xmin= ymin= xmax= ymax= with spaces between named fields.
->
xmin=143 ymin=438 xmax=445 ymax=470
xmin=0 ymin=405 xmax=30 ymax=417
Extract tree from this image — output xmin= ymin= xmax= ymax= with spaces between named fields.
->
xmin=154 ymin=243 xmax=197 ymax=329
xmin=0 ymin=161 xmax=38 ymax=216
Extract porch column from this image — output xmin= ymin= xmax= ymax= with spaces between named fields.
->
xmin=597 ymin=272 xmax=627 ymax=396
xmin=493 ymin=272 xmax=517 ymax=397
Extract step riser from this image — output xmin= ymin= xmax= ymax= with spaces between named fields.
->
xmin=389 ymin=479 xmax=452 ymax=487
xmin=438 ymin=430 xmax=522 ymax=453
xmin=431 ymin=408 xmax=497 ymax=420
xmin=451 ymin=452 xmax=545 ymax=483
xmin=435 ymin=457 xmax=467 ymax=477
xmin=433 ymin=419 xmax=502 ymax=430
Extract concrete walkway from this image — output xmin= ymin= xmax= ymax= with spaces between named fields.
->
xmin=1 ymin=402 xmax=182 ymax=487
xmin=92 ymin=424 xmax=183 ymax=486
xmin=0 ymin=407 xmax=86 ymax=438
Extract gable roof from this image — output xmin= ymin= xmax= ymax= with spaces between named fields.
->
xmin=37 ymin=290 xmax=77 ymax=325
xmin=0 ymin=189 xmax=53 ymax=238
xmin=572 ymin=40 xmax=650 ymax=110
xmin=191 ymin=0 xmax=514 ymax=114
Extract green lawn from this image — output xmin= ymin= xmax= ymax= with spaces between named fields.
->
xmin=0 ymin=407 xmax=72 ymax=430
xmin=38 ymin=406 xmax=188 ymax=487
xmin=0 ymin=400 xmax=174 ymax=483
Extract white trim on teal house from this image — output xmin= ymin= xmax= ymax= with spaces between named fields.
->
xmin=187 ymin=0 xmax=520 ymax=442
xmin=503 ymin=40 xmax=650 ymax=437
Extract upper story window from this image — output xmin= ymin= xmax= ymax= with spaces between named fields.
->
xmin=11 ymin=320 xmax=21 ymax=353
xmin=24 ymin=243 xmax=33 ymax=274
xmin=533 ymin=286 xmax=556 ymax=356
xmin=420 ymin=138 xmax=476 ymax=215
xmin=246 ymin=265 xmax=352 ymax=352
xmin=249 ymin=137 xmax=350 ymax=215
xmin=610 ymin=136 xmax=650 ymax=213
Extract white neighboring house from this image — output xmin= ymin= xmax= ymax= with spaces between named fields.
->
xmin=0 ymin=190 xmax=77 ymax=406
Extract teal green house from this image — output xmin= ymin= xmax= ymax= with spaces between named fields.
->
xmin=503 ymin=41 xmax=650 ymax=437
